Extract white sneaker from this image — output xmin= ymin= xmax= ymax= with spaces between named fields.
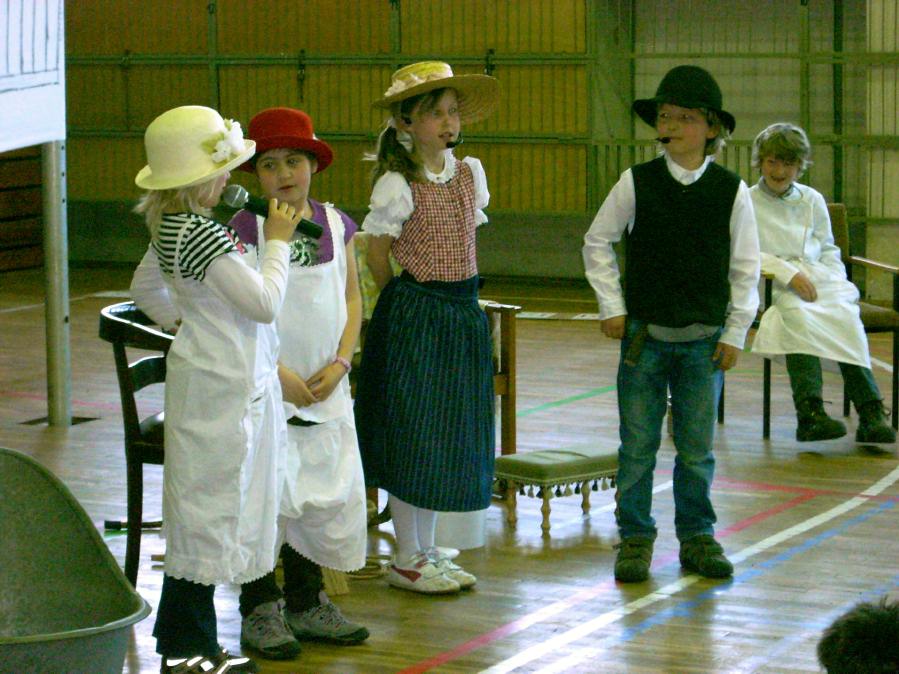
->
xmin=427 ymin=547 xmax=477 ymax=589
xmin=387 ymin=551 xmax=460 ymax=594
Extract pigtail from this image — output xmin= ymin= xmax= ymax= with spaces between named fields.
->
xmin=365 ymin=121 xmax=421 ymax=188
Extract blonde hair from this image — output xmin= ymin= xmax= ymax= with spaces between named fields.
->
xmin=751 ymin=122 xmax=812 ymax=173
xmin=133 ymin=181 xmax=217 ymax=237
xmin=365 ymin=87 xmax=452 ymax=187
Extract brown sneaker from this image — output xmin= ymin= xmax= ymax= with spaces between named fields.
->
xmin=679 ymin=534 xmax=733 ymax=578
xmin=614 ymin=536 xmax=654 ymax=583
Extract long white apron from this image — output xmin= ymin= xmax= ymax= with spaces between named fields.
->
xmin=161 ymin=224 xmax=286 ymax=586
xmin=750 ymin=187 xmax=870 ymax=370
xmin=752 ymin=264 xmax=871 ymax=369
xmin=262 ymin=206 xmax=367 ymax=572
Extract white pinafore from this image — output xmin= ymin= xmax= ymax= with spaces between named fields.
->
xmin=160 ymin=221 xmax=286 ymax=586
xmin=260 ymin=205 xmax=367 ymax=572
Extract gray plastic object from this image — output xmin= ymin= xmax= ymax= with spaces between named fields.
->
xmin=0 ymin=447 xmax=151 ymax=674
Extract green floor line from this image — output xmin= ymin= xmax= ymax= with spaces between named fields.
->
xmin=517 ymin=384 xmax=617 ymax=417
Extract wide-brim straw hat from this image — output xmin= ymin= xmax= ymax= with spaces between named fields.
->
xmin=372 ymin=61 xmax=498 ymax=124
xmin=135 ymin=105 xmax=256 ymax=190
xmin=239 ymin=107 xmax=333 ymax=173
xmin=632 ymin=65 xmax=736 ymax=134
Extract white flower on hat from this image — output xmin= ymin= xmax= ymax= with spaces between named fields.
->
xmin=384 ymin=73 xmax=426 ymax=98
xmin=210 ymin=119 xmax=246 ymax=163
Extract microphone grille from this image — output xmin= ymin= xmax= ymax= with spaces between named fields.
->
xmin=221 ymin=184 xmax=248 ymax=208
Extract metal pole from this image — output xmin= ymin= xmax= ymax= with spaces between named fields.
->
xmin=799 ymin=0 xmax=811 ymax=132
xmin=42 ymin=140 xmax=71 ymax=426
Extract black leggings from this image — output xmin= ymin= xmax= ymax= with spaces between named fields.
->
xmin=239 ymin=544 xmax=324 ymax=617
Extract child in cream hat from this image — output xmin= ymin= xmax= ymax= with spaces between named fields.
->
xmin=129 ymin=105 xmax=302 ymax=673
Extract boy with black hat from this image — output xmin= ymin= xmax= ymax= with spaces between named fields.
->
xmin=582 ymin=65 xmax=760 ymax=583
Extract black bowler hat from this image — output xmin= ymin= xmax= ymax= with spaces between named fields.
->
xmin=632 ymin=65 xmax=736 ymax=134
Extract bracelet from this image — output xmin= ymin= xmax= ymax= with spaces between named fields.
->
xmin=333 ymin=355 xmax=352 ymax=373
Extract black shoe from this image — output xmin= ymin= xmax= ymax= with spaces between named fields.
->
xmin=614 ymin=536 xmax=654 ymax=583
xmin=796 ymin=398 xmax=847 ymax=442
xmin=679 ymin=534 xmax=733 ymax=579
xmin=855 ymin=400 xmax=896 ymax=444
xmin=161 ymin=649 xmax=259 ymax=674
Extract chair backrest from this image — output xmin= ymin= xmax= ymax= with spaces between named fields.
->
xmin=99 ymin=302 xmax=172 ymax=462
xmin=352 ymin=231 xmax=403 ymax=321
xmin=827 ymin=202 xmax=849 ymax=260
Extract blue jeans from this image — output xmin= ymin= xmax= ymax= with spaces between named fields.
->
xmin=615 ymin=320 xmax=723 ymax=542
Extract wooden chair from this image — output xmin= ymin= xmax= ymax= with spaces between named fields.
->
xmin=753 ymin=203 xmax=899 ymax=435
xmin=98 ymin=301 xmax=173 ymax=586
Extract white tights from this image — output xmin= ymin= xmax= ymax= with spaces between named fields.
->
xmin=388 ymin=493 xmax=437 ymax=564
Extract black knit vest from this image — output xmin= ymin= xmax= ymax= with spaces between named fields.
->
xmin=625 ymin=156 xmax=739 ymax=328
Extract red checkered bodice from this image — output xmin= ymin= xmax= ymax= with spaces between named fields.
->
xmin=392 ymin=160 xmax=479 ymax=282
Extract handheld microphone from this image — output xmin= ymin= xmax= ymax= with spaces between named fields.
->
xmin=656 ymin=136 xmax=672 ymax=144
xmin=221 ymin=184 xmax=323 ymax=240
xmin=445 ymin=131 xmax=464 ymax=149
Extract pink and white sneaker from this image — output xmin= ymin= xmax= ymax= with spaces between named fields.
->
xmin=387 ymin=551 xmax=460 ymax=594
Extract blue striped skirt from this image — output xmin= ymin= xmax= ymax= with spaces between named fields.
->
xmin=354 ymin=272 xmax=495 ymax=512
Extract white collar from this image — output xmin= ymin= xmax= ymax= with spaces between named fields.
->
xmin=664 ymin=153 xmax=714 ymax=185
xmin=424 ymin=150 xmax=456 ymax=184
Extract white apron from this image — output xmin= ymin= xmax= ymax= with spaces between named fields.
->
xmin=260 ymin=206 xmax=367 ymax=572
xmin=750 ymin=184 xmax=871 ymax=369
xmin=161 ymin=223 xmax=286 ymax=586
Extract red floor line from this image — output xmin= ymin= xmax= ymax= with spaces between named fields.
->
xmin=396 ymin=489 xmax=829 ymax=674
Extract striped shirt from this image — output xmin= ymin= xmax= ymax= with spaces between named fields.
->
xmin=151 ymin=212 xmax=240 ymax=281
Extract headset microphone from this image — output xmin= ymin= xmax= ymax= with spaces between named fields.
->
xmin=446 ymin=131 xmax=464 ymax=149
xmin=657 ymin=136 xmax=672 ymax=144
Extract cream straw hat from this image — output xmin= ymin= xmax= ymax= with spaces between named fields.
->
xmin=135 ymin=105 xmax=256 ymax=190
xmin=372 ymin=61 xmax=498 ymax=124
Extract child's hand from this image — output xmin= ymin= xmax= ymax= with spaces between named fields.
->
xmin=278 ymin=364 xmax=319 ymax=407
xmin=712 ymin=342 xmax=739 ymax=371
xmin=306 ymin=362 xmax=346 ymax=402
xmin=788 ymin=272 xmax=817 ymax=302
xmin=263 ymin=198 xmax=302 ymax=243
xmin=601 ymin=315 xmax=626 ymax=340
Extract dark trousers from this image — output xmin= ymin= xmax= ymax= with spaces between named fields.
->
xmin=786 ymin=353 xmax=881 ymax=410
xmin=153 ymin=574 xmax=219 ymax=657
xmin=239 ymin=544 xmax=324 ymax=617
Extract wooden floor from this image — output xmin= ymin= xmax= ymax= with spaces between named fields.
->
xmin=1 ymin=266 xmax=897 ymax=674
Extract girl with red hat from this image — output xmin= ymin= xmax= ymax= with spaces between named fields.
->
xmin=227 ymin=107 xmax=370 ymax=660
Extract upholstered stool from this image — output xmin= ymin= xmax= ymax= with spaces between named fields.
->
xmin=493 ymin=446 xmax=618 ymax=533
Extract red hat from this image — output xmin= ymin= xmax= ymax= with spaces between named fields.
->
xmin=239 ymin=107 xmax=333 ymax=173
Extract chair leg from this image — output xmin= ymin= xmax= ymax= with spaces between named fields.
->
xmin=505 ymin=482 xmax=518 ymax=526
xmin=844 ymin=387 xmax=851 ymax=419
xmin=763 ymin=357 xmax=771 ymax=439
xmin=892 ymin=331 xmax=898 ymax=430
xmin=124 ymin=459 xmax=143 ymax=587
xmin=581 ymin=481 xmax=591 ymax=515
xmin=541 ymin=491 xmax=552 ymax=533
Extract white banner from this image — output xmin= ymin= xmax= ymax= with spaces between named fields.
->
xmin=0 ymin=0 xmax=66 ymax=153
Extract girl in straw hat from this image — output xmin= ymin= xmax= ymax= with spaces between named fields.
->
xmin=129 ymin=105 xmax=301 ymax=673
xmin=354 ymin=61 xmax=499 ymax=594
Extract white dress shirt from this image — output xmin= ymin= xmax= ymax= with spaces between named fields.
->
xmin=582 ymin=153 xmax=760 ymax=349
